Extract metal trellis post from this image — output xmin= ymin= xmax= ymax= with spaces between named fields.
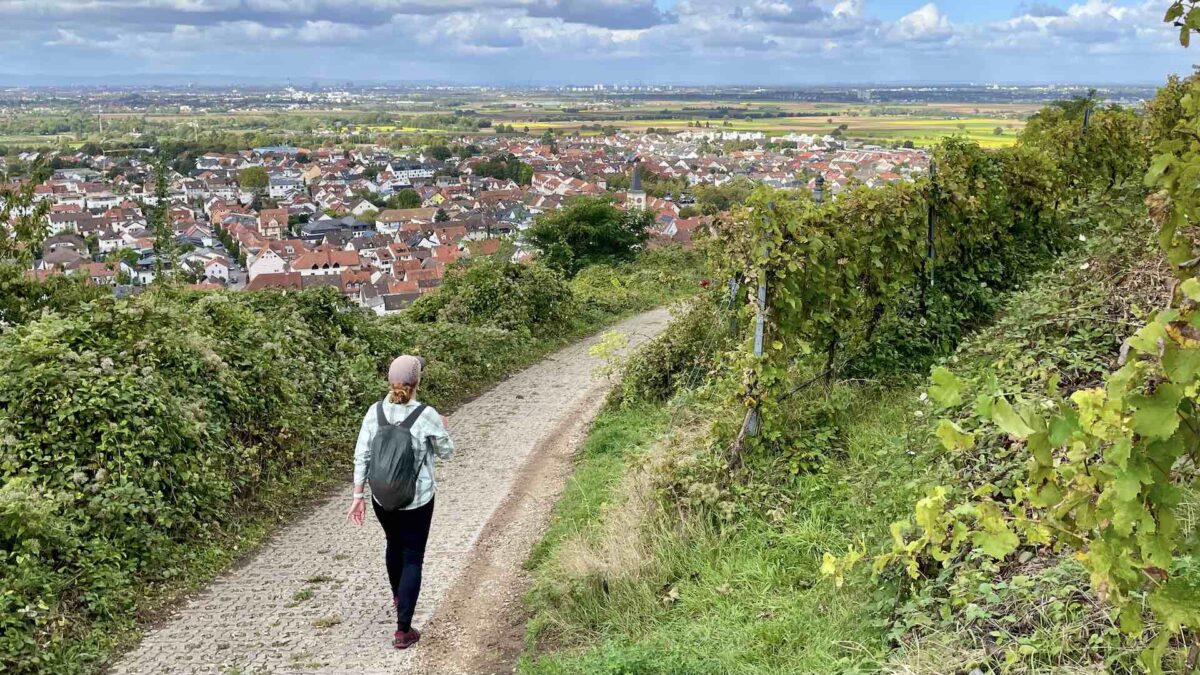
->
xmin=727 ymin=277 xmax=741 ymax=334
xmin=927 ymin=159 xmax=936 ymax=290
xmin=747 ymin=203 xmax=775 ymax=437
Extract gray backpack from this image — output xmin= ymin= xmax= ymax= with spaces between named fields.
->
xmin=367 ymin=401 xmax=428 ymax=511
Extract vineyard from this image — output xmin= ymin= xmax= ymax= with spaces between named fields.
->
xmin=520 ymin=50 xmax=1200 ymax=675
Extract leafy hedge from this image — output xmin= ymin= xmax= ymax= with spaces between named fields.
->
xmin=0 ymin=248 xmax=701 ymax=673
xmin=715 ymin=106 xmax=1146 ymax=458
xmin=610 ymin=289 xmax=732 ymax=406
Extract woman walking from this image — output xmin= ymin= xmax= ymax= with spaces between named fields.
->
xmin=346 ymin=355 xmax=454 ymax=649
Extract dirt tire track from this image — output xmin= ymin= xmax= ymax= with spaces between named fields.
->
xmin=411 ymin=365 xmax=611 ymax=675
xmin=108 ymin=308 xmax=671 ymax=675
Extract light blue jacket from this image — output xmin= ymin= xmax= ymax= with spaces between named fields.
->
xmin=353 ymin=398 xmax=454 ymax=510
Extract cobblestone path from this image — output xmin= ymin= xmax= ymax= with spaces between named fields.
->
xmin=109 ymin=308 xmax=671 ymax=675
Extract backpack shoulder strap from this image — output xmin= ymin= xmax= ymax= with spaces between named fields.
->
xmin=375 ymin=400 xmax=389 ymax=426
xmin=399 ymin=403 xmax=428 ymax=429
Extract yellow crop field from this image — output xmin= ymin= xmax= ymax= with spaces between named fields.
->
xmin=515 ymin=113 xmax=1025 ymax=148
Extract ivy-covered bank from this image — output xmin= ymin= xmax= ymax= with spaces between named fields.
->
xmin=0 ymin=247 xmax=700 ymax=674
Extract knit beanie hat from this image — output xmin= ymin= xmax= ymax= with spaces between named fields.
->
xmin=388 ymin=355 xmax=423 ymax=385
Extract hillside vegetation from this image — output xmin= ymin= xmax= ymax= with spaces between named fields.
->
xmin=0 ymin=244 xmax=701 ymax=674
xmin=521 ymin=77 xmax=1200 ymax=673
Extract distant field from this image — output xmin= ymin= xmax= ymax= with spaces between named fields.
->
xmin=0 ymin=100 xmax=1035 ymax=149
xmin=517 ymin=114 xmax=1025 ymax=148
xmin=0 ymin=134 xmax=82 ymax=148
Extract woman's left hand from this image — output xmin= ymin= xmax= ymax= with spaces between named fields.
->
xmin=346 ymin=498 xmax=366 ymax=527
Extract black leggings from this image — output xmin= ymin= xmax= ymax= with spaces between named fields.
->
xmin=372 ymin=498 xmax=434 ymax=631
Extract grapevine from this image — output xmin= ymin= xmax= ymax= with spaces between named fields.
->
xmin=816 ymin=71 xmax=1200 ymax=674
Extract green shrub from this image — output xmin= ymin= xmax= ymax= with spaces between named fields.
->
xmin=612 ymin=290 xmax=731 ymax=405
xmin=525 ymin=195 xmax=654 ymax=275
xmin=0 ymin=288 xmax=379 ymax=673
xmin=0 ymin=263 xmax=107 ymax=330
xmin=408 ymin=258 xmax=573 ymax=333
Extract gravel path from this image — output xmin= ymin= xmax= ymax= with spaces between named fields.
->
xmin=109 ymin=308 xmax=672 ymax=675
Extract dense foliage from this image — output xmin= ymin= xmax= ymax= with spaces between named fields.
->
xmin=716 ymin=103 xmax=1145 ymax=465
xmin=520 ymin=186 xmax=1159 ymax=674
xmin=526 ymin=196 xmax=654 ymax=276
xmin=819 ymin=77 xmax=1200 ymax=672
xmin=0 ymin=248 xmax=701 ymax=673
xmin=0 ymin=177 xmax=49 ymax=267
xmin=407 ymin=259 xmax=574 ymax=333
xmin=470 ymin=154 xmax=535 ymax=185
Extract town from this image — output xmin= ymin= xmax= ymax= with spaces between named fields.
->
xmin=3 ymin=128 xmax=929 ymax=313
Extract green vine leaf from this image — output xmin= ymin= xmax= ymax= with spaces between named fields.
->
xmin=1147 ymin=576 xmax=1200 ymax=631
xmin=971 ymin=503 xmax=1020 ymax=559
xmin=990 ymin=397 xmax=1034 ymax=438
xmin=1129 ymin=383 xmax=1183 ymax=440
xmin=928 ymin=367 xmax=964 ymax=407
xmin=935 ymin=419 xmax=975 ymax=451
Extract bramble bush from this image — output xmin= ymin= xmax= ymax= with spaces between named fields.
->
xmin=610 ymin=287 xmax=732 ymax=406
xmin=406 ymin=259 xmax=573 ymax=333
xmin=0 ymin=288 xmax=381 ymax=672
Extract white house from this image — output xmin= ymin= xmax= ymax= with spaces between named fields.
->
xmin=204 ymin=257 xmax=231 ymax=282
xmin=248 ymin=247 xmax=288 ymax=280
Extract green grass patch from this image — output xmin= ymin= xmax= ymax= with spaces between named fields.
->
xmin=527 ymin=403 xmax=671 ymax=570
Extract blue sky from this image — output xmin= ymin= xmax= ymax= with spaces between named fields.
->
xmin=0 ymin=1 xmax=1193 ymax=85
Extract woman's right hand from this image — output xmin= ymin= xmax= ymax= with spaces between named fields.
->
xmin=346 ymin=497 xmax=366 ymax=527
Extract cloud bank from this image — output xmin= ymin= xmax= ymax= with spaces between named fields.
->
xmin=0 ymin=0 xmax=1191 ymax=84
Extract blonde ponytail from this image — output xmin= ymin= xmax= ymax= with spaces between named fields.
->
xmin=388 ymin=382 xmax=416 ymax=404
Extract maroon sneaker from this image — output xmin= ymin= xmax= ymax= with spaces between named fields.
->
xmin=393 ymin=627 xmax=421 ymax=649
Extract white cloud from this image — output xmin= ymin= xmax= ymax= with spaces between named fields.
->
xmin=889 ymin=3 xmax=954 ymax=43
xmin=9 ymin=0 xmax=1195 ymax=83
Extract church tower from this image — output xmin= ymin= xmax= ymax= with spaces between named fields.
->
xmin=628 ymin=158 xmax=647 ymax=211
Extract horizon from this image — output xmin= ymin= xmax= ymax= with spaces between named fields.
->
xmin=0 ymin=1 xmax=1195 ymax=87
xmin=0 ymin=77 xmax=1173 ymax=88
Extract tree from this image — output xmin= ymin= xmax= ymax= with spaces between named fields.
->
xmin=238 ymin=166 xmax=269 ymax=191
xmin=692 ymin=177 xmax=755 ymax=215
xmin=149 ymin=157 xmax=173 ymax=282
xmin=427 ymin=145 xmax=452 ymax=161
xmin=0 ymin=177 xmax=50 ymax=267
xmin=435 ymin=208 xmax=449 ymax=222
xmin=389 ymin=189 xmax=421 ymax=209
xmin=993 ymin=126 xmax=1004 ymax=136
xmin=525 ymin=196 xmax=652 ymax=275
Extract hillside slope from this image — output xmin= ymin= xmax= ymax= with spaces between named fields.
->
xmin=521 ymin=192 xmax=1173 ymax=673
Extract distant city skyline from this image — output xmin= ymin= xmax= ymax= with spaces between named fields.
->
xmin=0 ymin=1 xmax=1194 ymax=86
